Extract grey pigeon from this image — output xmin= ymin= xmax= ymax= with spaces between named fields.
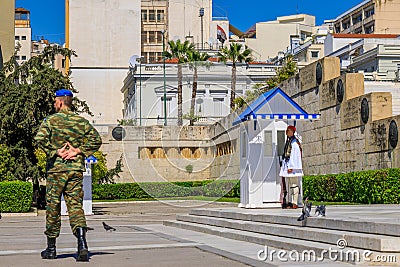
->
xmin=102 ymin=222 xmax=116 ymax=231
xmin=315 ymin=204 xmax=326 ymax=217
xmin=297 ymin=198 xmax=312 ymax=222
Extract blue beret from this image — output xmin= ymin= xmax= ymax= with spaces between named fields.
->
xmin=55 ymin=89 xmax=73 ymax=97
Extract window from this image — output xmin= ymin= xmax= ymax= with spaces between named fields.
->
xmin=213 ymin=98 xmax=224 ymax=116
xmin=62 ymin=59 xmax=66 ymax=68
xmin=149 ymin=52 xmax=157 ymax=62
xmin=365 ymin=24 xmax=374 ymax=34
xmin=15 ymin=55 xmax=20 ymax=60
xmin=21 ymin=56 xmax=26 ymax=60
xmin=149 ymin=10 xmax=155 ymax=22
xmin=157 ymin=10 xmax=164 ymax=22
xmin=342 ymin=20 xmax=350 ymax=30
xmin=141 ymin=31 xmax=147 ymax=43
xmin=15 ymin=36 xmax=20 ymax=41
xmin=141 ymin=10 xmax=147 ymax=22
xmin=311 ymin=51 xmax=319 ymax=58
xmin=149 ymin=31 xmax=156 ymax=43
xmin=22 ymin=36 xmax=26 ymax=40
xmin=156 ymin=52 xmax=162 ymax=62
xmin=264 ymin=131 xmax=273 ymax=156
xmin=352 ymin=13 xmax=362 ymax=24
xmin=365 ymin=8 xmax=374 ymax=18
xmin=161 ymin=97 xmax=172 ymax=117
xmin=157 ymin=31 xmax=162 ymax=43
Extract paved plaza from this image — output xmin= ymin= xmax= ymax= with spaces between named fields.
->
xmin=0 ymin=201 xmax=399 ymax=266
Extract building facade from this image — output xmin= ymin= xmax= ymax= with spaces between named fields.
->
xmin=14 ymin=7 xmax=31 ymax=65
xmin=0 ymin=0 xmax=15 ymax=65
xmin=325 ymin=33 xmax=400 ymax=70
xmin=121 ymin=61 xmax=277 ymax=126
xmin=141 ymin=0 xmax=213 ymax=64
xmin=69 ymin=0 xmax=141 ymax=125
xmin=31 ymin=39 xmax=66 ymax=75
xmin=244 ymin=14 xmax=316 ymax=61
xmin=333 ymin=0 xmax=400 ymax=35
xmin=69 ymin=0 xmax=216 ymax=125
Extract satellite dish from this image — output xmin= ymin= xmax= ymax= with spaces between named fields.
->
xmin=129 ymin=55 xmax=140 ymax=68
xmin=173 ymin=36 xmax=180 ymax=42
xmin=196 ymin=98 xmax=203 ymax=104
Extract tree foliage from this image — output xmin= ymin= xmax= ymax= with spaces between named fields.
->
xmin=218 ymin=43 xmax=253 ymax=110
xmin=0 ymin=144 xmax=16 ymax=181
xmin=0 ymin=45 xmax=90 ymax=182
xmin=187 ymin=50 xmax=211 ymax=125
xmin=92 ymin=151 xmax=123 ymax=184
xmin=163 ymin=39 xmax=195 ymax=126
xmin=234 ymin=55 xmax=298 ymax=110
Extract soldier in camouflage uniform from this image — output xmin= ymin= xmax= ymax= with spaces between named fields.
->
xmin=35 ymin=89 xmax=102 ymax=261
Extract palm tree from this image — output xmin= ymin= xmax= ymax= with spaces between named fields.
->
xmin=217 ymin=43 xmax=253 ymax=110
xmin=187 ymin=51 xmax=210 ymax=125
xmin=163 ymin=39 xmax=195 ymax=126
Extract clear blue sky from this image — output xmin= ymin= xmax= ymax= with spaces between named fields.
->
xmin=16 ymin=0 xmax=364 ymax=44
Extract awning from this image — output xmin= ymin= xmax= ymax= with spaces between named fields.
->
xmin=233 ymin=87 xmax=320 ymax=125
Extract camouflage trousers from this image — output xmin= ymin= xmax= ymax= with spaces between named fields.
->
xmin=45 ymin=171 xmax=86 ymax=238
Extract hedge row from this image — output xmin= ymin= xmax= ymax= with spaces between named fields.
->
xmin=303 ymin=168 xmax=400 ymax=204
xmin=0 ymin=181 xmax=32 ymax=212
xmin=92 ymin=180 xmax=239 ymax=200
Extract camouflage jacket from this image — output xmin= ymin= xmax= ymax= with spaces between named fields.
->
xmin=34 ymin=108 xmax=102 ymax=173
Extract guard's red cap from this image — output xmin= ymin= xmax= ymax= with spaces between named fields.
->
xmin=287 ymin=125 xmax=296 ymax=132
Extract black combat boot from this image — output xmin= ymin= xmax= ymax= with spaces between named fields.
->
xmin=75 ymin=227 xmax=89 ymax=261
xmin=41 ymin=237 xmax=56 ymax=259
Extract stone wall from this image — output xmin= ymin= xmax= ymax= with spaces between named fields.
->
xmin=100 ymin=123 xmax=240 ymax=183
xmin=280 ymin=57 xmax=398 ymax=175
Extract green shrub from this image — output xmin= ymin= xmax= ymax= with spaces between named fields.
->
xmin=92 ymin=180 xmax=240 ymax=200
xmin=0 ymin=181 xmax=32 ymax=212
xmin=303 ymin=169 xmax=400 ymax=204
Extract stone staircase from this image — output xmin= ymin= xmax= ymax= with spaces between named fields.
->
xmin=164 ymin=207 xmax=400 ymax=263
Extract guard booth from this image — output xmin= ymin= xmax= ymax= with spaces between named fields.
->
xmin=61 ymin=155 xmax=97 ymax=215
xmin=233 ymin=88 xmax=320 ymax=208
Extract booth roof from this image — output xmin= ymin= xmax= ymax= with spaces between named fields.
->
xmin=232 ymin=87 xmax=320 ymax=126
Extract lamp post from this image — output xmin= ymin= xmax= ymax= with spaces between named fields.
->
xmin=161 ymin=30 xmax=167 ymax=126
xmin=139 ymin=56 xmax=144 ymax=126
xmin=199 ymin=8 xmax=204 ymax=50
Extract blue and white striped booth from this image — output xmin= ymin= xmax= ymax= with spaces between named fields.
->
xmin=234 ymin=87 xmax=320 ymax=208
xmin=61 ymin=156 xmax=98 ymax=216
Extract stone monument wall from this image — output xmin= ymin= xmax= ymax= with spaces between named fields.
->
xmin=280 ymin=57 xmax=399 ymax=175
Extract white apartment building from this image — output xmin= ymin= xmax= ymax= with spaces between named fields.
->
xmin=69 ymin=0 xmax=141 ymax=125
xmin=14 ymin=8 xmax=31 ymax=65
xmin=121 ymin=61 xmax=277 ymax=126
xmin=69 ymin=0 xmax=216 ymax=125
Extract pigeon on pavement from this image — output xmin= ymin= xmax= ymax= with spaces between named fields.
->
xmin=297 ymin=198 xmax=312 ymax=223
xmin=315 ymin=204 xmax=326 ymax=217
xmin=102 ymin=222 xmax=116 ymax=231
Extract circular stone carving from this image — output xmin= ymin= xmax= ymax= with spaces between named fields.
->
xmin=389 ymin=120 xmax=398 ymax=149
xmin=361 ymin=98 xmax=369 ymax=124
xmin=336 ymin=79 xmax=344 ymax=103
xmin=112 ymin=126 xmax=125 ymax=141
xmin=316 ymin=62 xmax=323 ymax=85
